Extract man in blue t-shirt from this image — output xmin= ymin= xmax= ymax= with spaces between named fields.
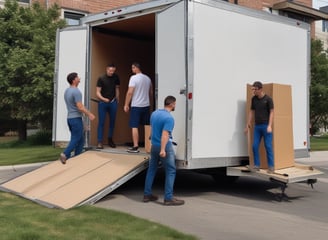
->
xmin=143 ymin=95 xmax=184 ymax=206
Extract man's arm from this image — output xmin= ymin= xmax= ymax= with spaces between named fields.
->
xmin=267 ymin=109 xmax=274 ymax=133
xmin=244 ymin=110 xmax=254 ymax=134
xmin=116 ymin=85 xmax=120 ymax=104
xmin=149 ymin=82 xmax=153 ymax=110
xmin=124 ymin=87 xmax=134 ymax=112
xmin=76 ymin=102 xmax=95 ymax=120
xmin=159 ymin=130 xmax=169 ymax=158
xmin=96 ymin=87 xmax=109 ymax=102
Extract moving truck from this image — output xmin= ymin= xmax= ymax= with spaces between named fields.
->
xmin=43 ymin=0 xmax=322 ymax=207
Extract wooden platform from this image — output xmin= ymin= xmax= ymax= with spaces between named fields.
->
xmin=227 ymin=163 xmax=323 ymax=184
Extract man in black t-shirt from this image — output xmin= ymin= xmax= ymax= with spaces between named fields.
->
xmin=96 ymin=64 xmax=120 ymax=149
xmin=245 ymin=81 xmax=274 ymax=173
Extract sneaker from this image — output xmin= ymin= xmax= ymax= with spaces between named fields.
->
xmin=143 ymin=194 xmax=158 ymax=203
xmin=59 ymin=153 xmax=67 ymax=165
xmin=108 ymin=138 xmax=116 ymax=148
xmin=96 ymin=143 xmax=103 ymax=149
xmin=247 ymin=165 xmax=260 ymax=172
xmin=267 ymin=167 xmax=275 ymax=174
xmin=127 ymin=146 xmax=139 ymax=153
xmin=164 ymin=197 xmax=185 ymax=206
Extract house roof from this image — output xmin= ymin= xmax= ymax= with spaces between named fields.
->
xmin=272 ymin=1 xmax=328 ymax=20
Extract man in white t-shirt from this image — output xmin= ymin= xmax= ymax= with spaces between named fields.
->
xmin=124 ymin=62 xmax=153 ymax=153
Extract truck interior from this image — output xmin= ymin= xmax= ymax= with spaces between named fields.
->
xmin=88 ymin=13 xmax=156 ymax=147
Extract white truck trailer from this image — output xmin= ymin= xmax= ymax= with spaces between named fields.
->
xmin=37 ymin=0 xmax=323 ymax=207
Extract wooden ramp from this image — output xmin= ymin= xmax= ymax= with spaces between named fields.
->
xmin=0 ymin=151 xmax=149 ymax=209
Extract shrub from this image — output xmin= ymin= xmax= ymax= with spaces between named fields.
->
xmin=28 ymin=130 xmax=52 ymax=145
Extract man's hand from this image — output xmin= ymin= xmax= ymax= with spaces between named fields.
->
xmin=124 ymin=105 xmax=129 ymax=113
xmin=244 ymin=124 xmax=251 ymax=134
xmin=88 ymin=113 xmax=95 ymax=121
xmin=159 ymin=150 xmax=166 ymax=158
xmin=267 ymin=126 xmax=272 ymax=133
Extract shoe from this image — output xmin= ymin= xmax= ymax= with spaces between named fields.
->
xmin=127 ymin=146 xmax=139 ymax=153
xmin=108 ymin=138 xmax=116 ymax=148
xmin=267 ymin=167 xmax=275 ymax=174
xmin=164 ymin=197 xmax=185 ymax=206
xmin=59 ymin=153 xmax=67 ymax=165
xmin=96 ymin=142 xmax=103 ymax=149
xmin=247 ymin=165 xmax=260 ymax=172
xmin=143 ymin=194 xmax=158 ymax=202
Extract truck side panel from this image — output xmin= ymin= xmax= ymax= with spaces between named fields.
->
xmin=189 ymin=1 xmax=309 ymax=166
xmin=53 ymin=28 xmax=88 ymax=146
xmin=157 ymin=1 xmax=186 ymax=160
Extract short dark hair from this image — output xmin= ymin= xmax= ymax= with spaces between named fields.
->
xmin=107 ymin=63 xmax=115 ymax=68
xmin=132 ymin=62 xmax=141 ymax=70
xmin=67 ymin=72 xmax=78 ymax=84
xmin=252 ymin=81 xmax=263 ymax=89
xmin=164 ymin=95 xmax=176 ymax=106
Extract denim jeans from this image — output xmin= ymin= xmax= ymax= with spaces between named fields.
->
xmin=64 ymin=117 xmax=84 ymax=159
xmin=144 ymin=143 xmax=176 ymax=201
xmin=97 ymin=100 xmax=118 ymax=142
xmin=252 ymin=123 xmax=274 ymax=168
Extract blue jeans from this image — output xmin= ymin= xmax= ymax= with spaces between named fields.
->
xmin=64 ymin=117 xmax=84 ymax=159
xmin=144 ymin=143 xmax=176 ymax=201
xmin=97 ymin=100 xmax=118 ymax=142
xmin=252 ymin=124 xmax=274 ymax=168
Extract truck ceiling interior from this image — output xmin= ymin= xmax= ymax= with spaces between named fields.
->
xmin=89 ymin=13 xmax=156 ymax=146
xmin=93 ymin=13 xmax=155 ymax=40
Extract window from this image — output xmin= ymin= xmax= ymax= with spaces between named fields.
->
xmin=322 ymin=20 xmax=328 ymax=32
xmin=18 ymin=0 xmax=30 ymax=3
xmin=63 ymin=11 xmax=86 ymax=26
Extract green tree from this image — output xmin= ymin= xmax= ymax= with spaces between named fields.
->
xmin=0 ymin=0 xmax=66 ymax=140
xmin=310 ymin=39 xmax=328 ymax=135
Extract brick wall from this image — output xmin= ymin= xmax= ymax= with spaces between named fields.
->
xmin=32 ymin=0 xmax=147 ymax=13
xmin=33 ymin=0 xmax=312 ymax=13
xmin=228 ymin=0 xmax=312 ymax=10
xmin=31 ymin=0 xmax=314 ymax=36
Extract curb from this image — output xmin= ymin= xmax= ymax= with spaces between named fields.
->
xmin=0 ymin=162 xmax=51 ymax=172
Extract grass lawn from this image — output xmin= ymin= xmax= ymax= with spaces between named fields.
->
xmin=0 ymin=192 xmax=197 ymax=240
xmin=0 ymin=145 xmax=62 ymax=165
xmin=310 ymin=135 xmax=328 ymax=151
xmin=0 ymin=136 xmax=62 ymax=166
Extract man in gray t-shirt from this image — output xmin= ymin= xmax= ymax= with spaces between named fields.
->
xmin=59 ymin=72 xmax=95 ymax=164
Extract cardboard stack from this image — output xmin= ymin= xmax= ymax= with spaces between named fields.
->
xmin=246 ymin=83 xmax=294 ymax=170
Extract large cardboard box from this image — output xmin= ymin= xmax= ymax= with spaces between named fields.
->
xmin=246 ymin=83 xmax=294 ymax=170
xmin=144 ymin=125 xmax=151 ymax=153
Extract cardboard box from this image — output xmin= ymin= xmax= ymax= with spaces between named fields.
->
xmin=144 ymin=125 xmax=151 ymax=153
xmin=246 ymin=83 xmax=294 ymax=170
